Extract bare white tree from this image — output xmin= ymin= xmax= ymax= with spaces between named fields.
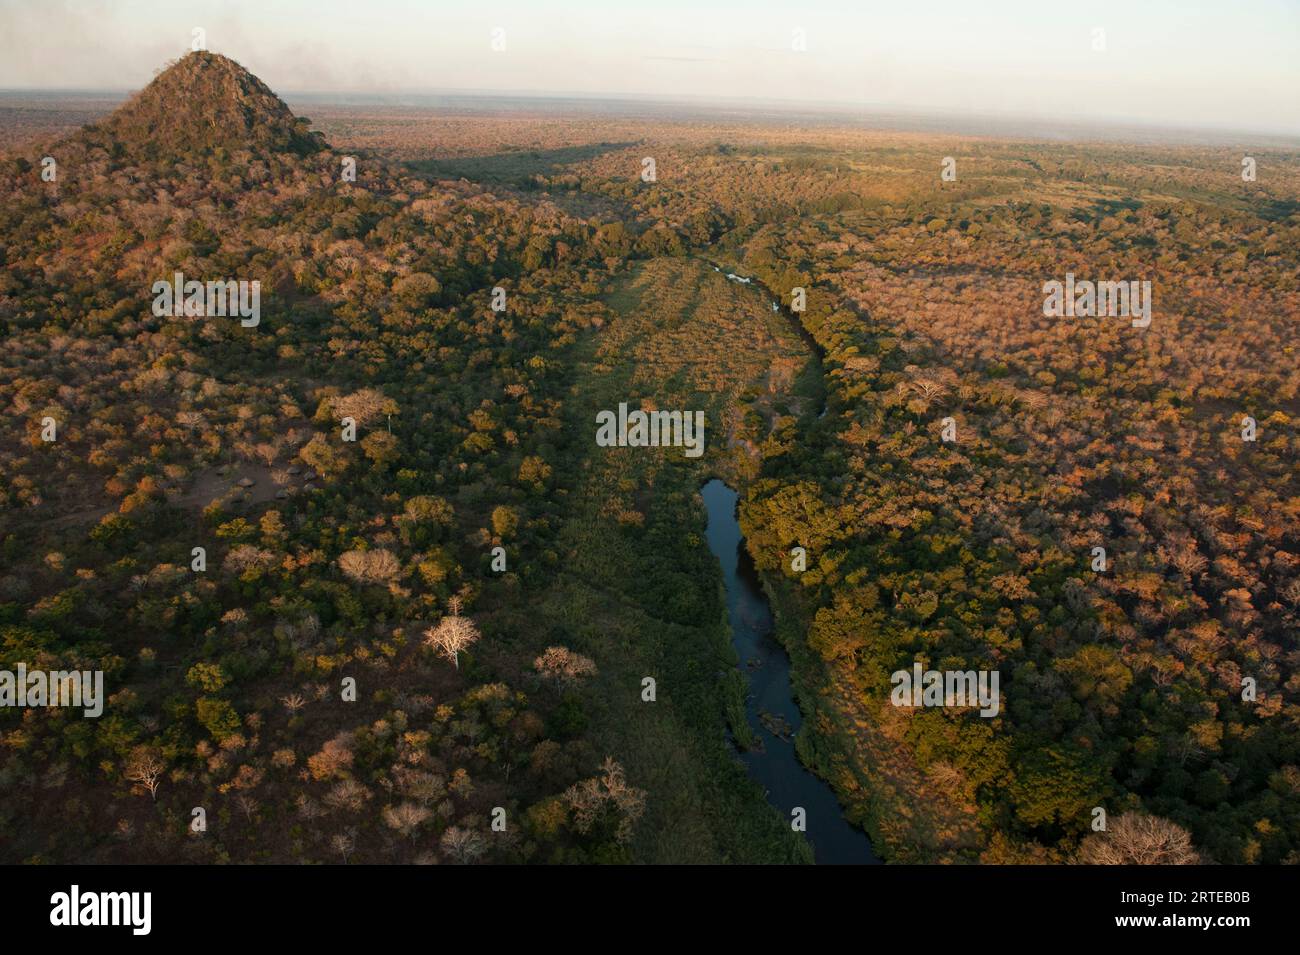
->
xmin=338 ymin=548 xmax=401 ymax=585
xmin=424 ymin=598 xmax=480 ymax=670
xmin=235 ymin=793 xmax=260 ymax=823
xmin=331 ymin=830 xmax=356 ymax=864
xmin=124 ymin=747 xmax=166 ymax=800
xmin=440 ymin=825 xmax=487 ymax=864
xmin=383 ymin=802 xmax=432 ymax=840
xmin=1078 ymin=813 xmax=1201 ymax=865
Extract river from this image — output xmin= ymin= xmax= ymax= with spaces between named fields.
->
xmin=702 ymin=478 xmax=880 ymax=864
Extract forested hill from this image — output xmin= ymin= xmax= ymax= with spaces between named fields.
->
xmin=81 ymin=51 xmax=326 ymax=162
xmin=0 ymin=53 xmax=682 ymax=863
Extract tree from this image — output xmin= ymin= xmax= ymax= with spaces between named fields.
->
xmin=299 ymin=433 xmax=352 ymax=480
xmin=223 ymin=544 xmax=276 ymax=577
xmin=195 ymin=697 xmax=242 ymax=741
xmin=1078 ymin=813 xmax=1202 ymax=865
xmin=338 ymin=548 xmax=401 ymax=585
xmin=491 ymin=505 xmax=519 ymax=538
xmin=307 ymin=732 xmax=356 ymax=781
xmin=517 ymin=455 xmax=552 ymax=492
xmin=327 ymin=388 xmax=398 ymax=426
xmin=741 ymin=480 xmax=844 ymax=571
xmin=235 ymin=793 xmax=260 ymax=823
xmin=330 ymin=830 xmax=356 ymax=864
xmin=440 ymin=825 xmax=487 ymax=863
xmin=534 ymin=646 xmax=597 ymax=688
xmin=424 ymin=597 xmax=480 ymax=669
xmin=392 ymin=272 xmax=440 ymax=309
xmin=361 ymin=431 xmax=399 ymax=468
xmin=124 ymin=746 xmax=165 ymax=800
xmin=383 ymin=802 xmax=432 ymax=840
xmin=1009 ymin=743 xmax=1109 ymax=830
xmin=185 ymin=661 xmax=228 ymax=693
xmin=563 ymin=757 xmax=646 ymax=845
xmin=398 ymin=495 xmax=455 ymax=547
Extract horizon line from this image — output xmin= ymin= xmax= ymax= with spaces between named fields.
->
xmin=2 ymin=83 xmax=1297 ymax=146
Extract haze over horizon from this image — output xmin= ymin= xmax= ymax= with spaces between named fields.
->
xmin=1 ymin=0 xmax=1298 ymax=137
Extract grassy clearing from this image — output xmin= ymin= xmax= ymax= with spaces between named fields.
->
xmin=522 ymin=257 xmax=814 ymax=862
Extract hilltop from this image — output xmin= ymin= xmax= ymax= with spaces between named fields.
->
xmin=75 ymin=51 xmax=325 ymax=161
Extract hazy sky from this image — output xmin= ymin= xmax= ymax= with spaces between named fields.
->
xmin=1 ymin=0 xmax=1298 ymax=134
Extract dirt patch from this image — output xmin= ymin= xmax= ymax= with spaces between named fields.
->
xmin=179 ymin=464 xmax=276 ymax=507
xmin=36 ymin=463 xmax=297 ymax=533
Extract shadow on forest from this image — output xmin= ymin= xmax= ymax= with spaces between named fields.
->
xmin=407 ymin=141 xmax=638 ymax=185
xmin=1255 ymin=197 xmax=1300 ymax=222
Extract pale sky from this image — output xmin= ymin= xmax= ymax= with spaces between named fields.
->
xmin=1 ymin=0 xmax=1298 ymax=134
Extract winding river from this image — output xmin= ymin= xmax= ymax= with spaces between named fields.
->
xmin=702 ymin=478 xmax=879 ymax=864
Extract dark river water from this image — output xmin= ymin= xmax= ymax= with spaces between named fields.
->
xmin=702 ymin=478 xmax=880 ymax=864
